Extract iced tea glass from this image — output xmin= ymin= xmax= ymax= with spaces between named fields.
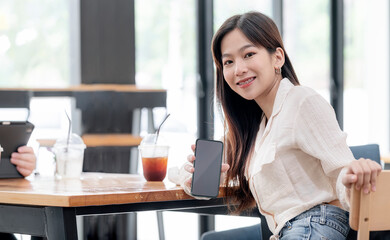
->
xmin=138 ymin=135 xmax=169 ymax=181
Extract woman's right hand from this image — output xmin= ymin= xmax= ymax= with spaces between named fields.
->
xmin=183 ymin=144 xmax=230 ymax=189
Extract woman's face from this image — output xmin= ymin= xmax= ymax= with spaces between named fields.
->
xmin=220 ymin=29 xmax=281 ymax=102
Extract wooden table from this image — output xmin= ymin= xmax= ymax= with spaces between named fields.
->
xmin=0 ymin=173 xmax=228 ymax=239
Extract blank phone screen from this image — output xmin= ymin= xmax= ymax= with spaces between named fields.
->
xmin=191 ymin=139 xmax=223 ymax=198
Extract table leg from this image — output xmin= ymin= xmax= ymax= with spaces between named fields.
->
xmin=199 ymin=215 xmax=215 ymax=239
xmin=157 ymin=211 xmax=165 ymax=240
xmin=127 ymin=212 xmax=137 ymax=240
xmin=45 ymin=207 xmax=78 ymax=240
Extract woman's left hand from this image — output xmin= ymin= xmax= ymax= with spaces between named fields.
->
xmin=10 ymin=146 xmax=36 ymax=177
xmin=184 ymin=144 xmax=230 ymax=190
xmin=342 ymin=158 xmax=382 ymax=194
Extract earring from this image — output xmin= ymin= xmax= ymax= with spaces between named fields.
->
xmin=275 ymin=67 xmax=282 ymax=75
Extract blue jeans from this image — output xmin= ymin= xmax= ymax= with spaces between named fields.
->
xmin=279 ymin=204 xmax=350 ymax=240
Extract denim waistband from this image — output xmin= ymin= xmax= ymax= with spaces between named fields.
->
xmin=290 ymin=204 xmax=348 ymax=222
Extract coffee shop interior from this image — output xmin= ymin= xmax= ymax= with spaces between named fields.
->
xmin=0 ymin=0 xmax=389 ymax=239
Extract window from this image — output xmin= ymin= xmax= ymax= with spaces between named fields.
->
xmin=344 ymin=0 xmax=389 ymax=153
xmin=135 ymin=0 xmax=197 ymax=148
xmin=214 ymin=1 xmax=272 ymax=30
xmin=135 ymin=1 xmax=198 ymax=239
xmin=283 ymin=0 xmax=331 ymax=100
xmin=0 ymin=1 xmax=70 ymax=87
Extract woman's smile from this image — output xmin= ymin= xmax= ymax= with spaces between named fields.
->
xmin=237 ymin=77 xmax=256 ymax=88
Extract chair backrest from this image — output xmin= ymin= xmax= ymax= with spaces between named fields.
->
xmin=349 ymin=170 xmax=390 ymax=240
xmin=349 ymin=144 xmax=381 ymax=165
xmin=348 ymin=144 xmax=388 ymax=239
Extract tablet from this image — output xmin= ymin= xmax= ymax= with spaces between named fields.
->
xmin=0 ymin=121 xmax=34 ymax=178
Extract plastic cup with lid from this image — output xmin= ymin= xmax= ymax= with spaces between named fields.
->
xmin=54 ymin=133 xmax=86 ymax=179
xmin=138 ymin=134 xmax=169 ymax=181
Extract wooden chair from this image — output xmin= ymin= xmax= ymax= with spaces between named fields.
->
xmin=349 ymin=170 xmax=390 ymax=240
xmin=348 ymin=144 xmax=390 ymax=239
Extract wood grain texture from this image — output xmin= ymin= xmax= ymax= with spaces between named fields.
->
xmin=37 ymin=134 xmax=143 ymax=147
xmin=349 ymin=170 xmax=390 ymax=235
xmin=82 ymin=134 xmax=142 ymax=147
xmin=0 ymin=173 xmax=205 ymax=207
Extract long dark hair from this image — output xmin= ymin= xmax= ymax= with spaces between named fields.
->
xmin=211 ymin=11 xmax=299 ymax=213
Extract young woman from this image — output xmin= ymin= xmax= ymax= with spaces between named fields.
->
xmin=182 ymin=11 xmax=382 ymax=239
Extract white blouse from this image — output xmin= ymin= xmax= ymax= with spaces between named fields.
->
xmin=246 ymin=78 xmax=354 ymax=235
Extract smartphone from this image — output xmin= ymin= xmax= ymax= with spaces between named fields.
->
xmin=191 ymin=139 xmax=224 ymax=198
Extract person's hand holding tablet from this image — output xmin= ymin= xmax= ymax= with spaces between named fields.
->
xmin=10 ymin=146 xmax=36 ymax=177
